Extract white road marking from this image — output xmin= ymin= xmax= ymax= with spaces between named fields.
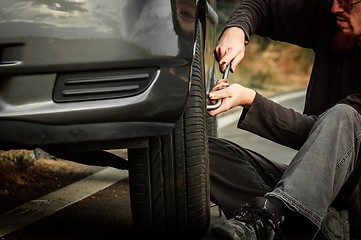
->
xmin=0 ymin=167 xmax=128 ymax=237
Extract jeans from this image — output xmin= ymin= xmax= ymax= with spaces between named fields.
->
xmin=209 ymin=104 xmax=361 ymax=239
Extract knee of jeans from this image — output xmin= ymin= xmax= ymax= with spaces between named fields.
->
xmin=321 ymin=104 xmax=359 ymax=124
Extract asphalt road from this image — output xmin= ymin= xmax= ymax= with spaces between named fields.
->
xmin=0 ymin=90 xmax=306 ymax=240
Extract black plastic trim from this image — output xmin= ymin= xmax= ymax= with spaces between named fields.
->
xmin=53 ymin=69 xmax=157 ymax=103
xmin=0 ymin=120 xmax=174 ymax=150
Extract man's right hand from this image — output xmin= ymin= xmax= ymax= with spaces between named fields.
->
xmin=213 ymin=27 xmax=248 ymax=73
xmin=207 ymin=82 xmax=256 ymax=116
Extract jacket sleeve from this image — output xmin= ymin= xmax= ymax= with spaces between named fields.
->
xmin=339 ymin=88 xmax=361 ymax=114
xmin=237 ymin=93 xmax=317 ymax=150
xmin=224 ymin=0 xmax=332 ymax=49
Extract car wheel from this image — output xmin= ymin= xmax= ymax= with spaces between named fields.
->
xmin=127 ymin=20 xmax=210 ymax=238
xmin=207 ymin=114 xmax=218 ymax=138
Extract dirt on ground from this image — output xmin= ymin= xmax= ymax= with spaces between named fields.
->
xmin=0 ymin=149 xmax=99 ymax=213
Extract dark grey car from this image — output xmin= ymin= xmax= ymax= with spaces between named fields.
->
xmin=0 ymin=0 xmax=219 ymax=238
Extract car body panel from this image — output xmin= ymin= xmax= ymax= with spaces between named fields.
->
xmin=0 ymin=0 xmax=217 ymax=149
xmin=0 ymin=0 xmax=186 ymax=70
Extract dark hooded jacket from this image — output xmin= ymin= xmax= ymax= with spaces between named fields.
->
xmin=224 ymin=0 xmax=361 ymax=149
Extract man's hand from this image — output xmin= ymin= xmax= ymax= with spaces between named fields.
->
xmin=207 ymin=81 xmax=256 ymax=116
xmin=214 ymin=27 xmax=247 ymax=73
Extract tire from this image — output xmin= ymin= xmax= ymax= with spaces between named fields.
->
xmin=128 ymin=20 xmax=210 ymax=238
xmin=207 ymin=114 xmax=218 ymax=138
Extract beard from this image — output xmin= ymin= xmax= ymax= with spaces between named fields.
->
xmin=330 ymin=28 xmax=356 ymax=54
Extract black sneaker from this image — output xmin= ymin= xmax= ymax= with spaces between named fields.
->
xmin=321 ymin=207 xmax=350 ymax=240
xmin=211 ymin=197 xmax=284 ymax=240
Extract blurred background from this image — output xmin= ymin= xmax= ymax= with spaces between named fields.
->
xmin=216 ymin=0 xmax=314 ymax=96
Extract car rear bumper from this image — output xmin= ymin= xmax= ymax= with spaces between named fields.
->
xmin=0 ymin=120 xmax=174 ymax=150
xmin=0 ymin=63 xmax=191 ymax=149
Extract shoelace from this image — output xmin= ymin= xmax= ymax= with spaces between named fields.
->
xmin=234 ymin=208 xmax=283 ymax=240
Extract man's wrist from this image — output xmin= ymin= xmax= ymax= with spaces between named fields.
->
xmin=243 ymin=89 xmax=256 ymax=106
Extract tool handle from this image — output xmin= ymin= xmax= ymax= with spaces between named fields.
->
xmin=206 ymin=65 xmax=230 ymax=110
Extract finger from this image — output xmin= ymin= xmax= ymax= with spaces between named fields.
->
xmin=215 ymin=78 xmax=228 ymax=85
xmin=208 ymin=87 xmax=229 ymax=100
xmin=214 ymin=48 xmax=226 ymax=73
xmin=213 ymin=83 xmax=230 ymax=92
xmin=216 ymin=53 xmax=230 ymax=73
xmin=207 ymin=101 xmax=229 ymax=116
xmin=230 ymin=52 xmax=245 ymax=73
xmin=218 ymin=49 xmax=237 ymax=68
xmin=210 ymin=81 xmax=228 ymax=93
xmin=219 ymin=62 xmax=228 ymax=73
xmin=213 ymin=47 xmax=221 ymax=62
xmin=214 ymin=45 xmax=227 ymax=64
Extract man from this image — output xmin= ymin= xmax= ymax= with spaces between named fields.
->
xmin=207 ymin=0 xmax=361 ymax=239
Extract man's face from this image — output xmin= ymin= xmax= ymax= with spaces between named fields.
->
xmin=330 ymin=0 xmax=361 ymax=52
